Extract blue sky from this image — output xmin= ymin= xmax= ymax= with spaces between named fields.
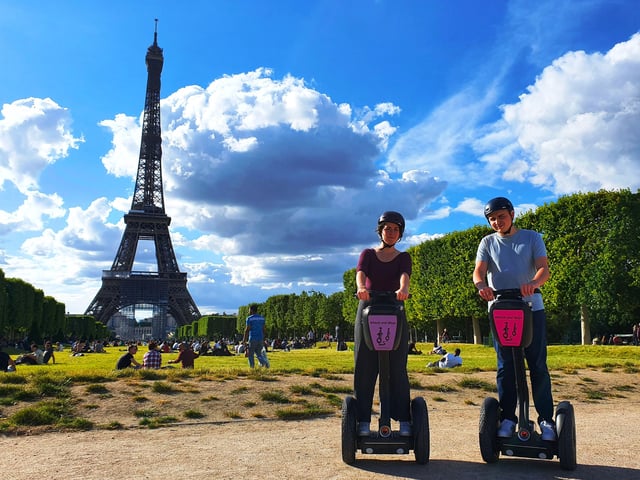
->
xmin=0 ymin=0 xmax=639 ymax=316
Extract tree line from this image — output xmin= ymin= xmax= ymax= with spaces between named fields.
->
xmin=0 ymin=274 xmax=65 ymax=344
xmin=239 ymin=190 xmax=639 ymax=345
xmin=1 ymin=190 xmax=637 ymax=346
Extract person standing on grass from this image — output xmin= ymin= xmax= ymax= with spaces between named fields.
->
xmin=242 ymin=304 xmax=270 ymax=368
xmin=472 ymin=196 xmax=556 ymax=441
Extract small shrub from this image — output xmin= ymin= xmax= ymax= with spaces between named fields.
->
xmin=86 ymin=384 xmax=110 ymax=394
xmin=289 ymin=385 xmax=316 ymax=395
xmin=260 ymin=391 xmax=290 ymax=403
xmin=458 ymin=378 xmax=495 ymax=392
xmin=134 ymin=408 xmax=157 ymax=418
xmin=275 ymin=403 xmax=332 ymax=419
xmin=152 ymin=381 xmax=177 ymax=394
xmin=183 ymin=409 xmax=205 ymax=419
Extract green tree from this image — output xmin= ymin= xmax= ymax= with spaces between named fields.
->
xmin=522 ymin=189 xmax=640 ymax=343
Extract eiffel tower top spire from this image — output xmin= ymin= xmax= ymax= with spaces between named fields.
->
xmin=132 ymin=19 xmax=165 ymax=214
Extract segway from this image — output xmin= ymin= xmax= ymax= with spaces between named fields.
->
xmin=479 ymin=289 xmax=577 ymax=470
xmin=342 ymin=291 xmax=430 ymax=465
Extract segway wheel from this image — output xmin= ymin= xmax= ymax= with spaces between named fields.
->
xmin=341 ymin=395 xmax=358 ymax=464
xmin=411 ymin=396 xmax=430 ymax=464
xmin=556 ymin=401 xmax=577 ymax=471
xmin=479 ymin=397 xmax=500 ymax=463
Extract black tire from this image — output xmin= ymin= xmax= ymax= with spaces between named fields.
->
xmin=341 ymin=396 xmax=358 ymax=464
xmin=556 ymin=401 xmax=577 ymax=471
xmin=411 ymin=396 xmax=430 ymax=464
xmin=479 ymin=397 xmax=500 ymax=463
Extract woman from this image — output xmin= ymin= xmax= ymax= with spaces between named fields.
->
xmin=354 ymin=211 xmax=412 ymax=436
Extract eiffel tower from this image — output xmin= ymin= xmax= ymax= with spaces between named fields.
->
xmin=85 ymin=22 xmax=200 ymax=328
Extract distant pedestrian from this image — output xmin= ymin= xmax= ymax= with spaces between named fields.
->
xmin=242 ymin=304 xmax=270 ymax=368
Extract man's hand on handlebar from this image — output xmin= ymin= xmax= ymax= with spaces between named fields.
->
xmin=477 ymin=286 xmax=495 ymax=301
xmin=478 ymin=284 xmax=539 ymax=301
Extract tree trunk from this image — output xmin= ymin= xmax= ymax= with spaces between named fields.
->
xmin=472 ymin=316 xmax=482 ymax=344
xmin=581 ymin=303 xmax=591 ymax=345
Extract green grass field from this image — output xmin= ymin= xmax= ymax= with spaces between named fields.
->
xmin=6 ymin=342 xmax=639 ymax=377
xmin=1 ymin=342 xmax=637 ymax=433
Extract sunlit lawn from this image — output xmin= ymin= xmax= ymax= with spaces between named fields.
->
xmin=6 ymin=342 xmax=639 ymax=377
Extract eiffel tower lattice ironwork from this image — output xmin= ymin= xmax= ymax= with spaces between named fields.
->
xmin=85 ymin=23 xmax=200 ymax=327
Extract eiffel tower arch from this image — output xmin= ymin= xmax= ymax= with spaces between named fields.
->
xmin=86 ymin=22 xmax=200 ymax=330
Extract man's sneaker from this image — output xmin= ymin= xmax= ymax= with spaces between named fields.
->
xmin=399 ymin=421 xmax=412 ymax=437
xmin=540 ymin=420 xmax=557 ymax=441
xmin=497 ymin=418 xmax=516 ymax=438
xmin=358 ymin=421 xmax=371 ymax=436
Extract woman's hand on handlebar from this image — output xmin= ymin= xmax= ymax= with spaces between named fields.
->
xmin=395 ymin=288 xmax=410 ymax=301
xmin=356 ymin=287 xmax=370 ymax=301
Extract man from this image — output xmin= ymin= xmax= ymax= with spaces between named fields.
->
xmin=42 ymin=341 xmax=56 ymax=364
xmin=472 ymin=196 xmax=556 ymax=441
xmin=15 ymin=343 xmax=44 ymax=365
xmin=142 ymin=341 xmax=162 ymax=369
xmin=116 ymin=344 xmax=142 ymax=369
xmin=242 ymin=304 xmax=270 ymax=368
xmin=168 ymin=342 xmax=199 ymax=368
xmin=426 ymin=347 xmax=462 ymax=368
xmin=438 ymin=348 xmax=462 ymax=368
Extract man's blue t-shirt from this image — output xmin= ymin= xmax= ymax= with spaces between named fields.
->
xmin=476 ymin=229 xmax=547 ymax=311
xmin=246 ymin=314 xmax=265 ymax=342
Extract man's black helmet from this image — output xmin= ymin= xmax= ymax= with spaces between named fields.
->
xmin=484 ymin=197 xmax=514 ymax=218
xmin=378 ymin=211 xmax=405 ymax=237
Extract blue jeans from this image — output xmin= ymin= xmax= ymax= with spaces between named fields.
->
xmin=247 ymin=340 xmax=269 ymax=368
xmin=494 ymin=309 xmax=554 ymax=423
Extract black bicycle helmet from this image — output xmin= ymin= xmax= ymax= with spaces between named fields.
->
xmin=377 ymin=211 xmax=405 ymax=237
xmin=484 ymin=197 xmax=514 ymax=218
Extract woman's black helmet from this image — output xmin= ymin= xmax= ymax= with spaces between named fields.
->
xmin=484 ymin=197 xmax=514 ymax=218
xmin=377 ymin=211 xmax=405 ymax=237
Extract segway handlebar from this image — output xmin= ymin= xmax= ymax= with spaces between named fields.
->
xmin=492 ymin=288 xmax=541 ymax=300
xmin=354 ymin=290 xmax=411 ymax=300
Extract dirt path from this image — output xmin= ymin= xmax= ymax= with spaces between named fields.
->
xmin=2 ymin=394 xmax=638 ymax=479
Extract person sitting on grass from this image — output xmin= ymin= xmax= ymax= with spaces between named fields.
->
xmin=0 ymin=345 xmax=17 ymax=372
xmin=42 ymin=341 xmax=56 ymax=364
xmin=15 ymin=343 xmax=44 ymax=365
xmin=142 ymin=341 xmax=162 ymax=369
xmin=427 ymin=348 xmax=462 ymax=368
xmin=116 ymin=344 xmax=142 ymax=370
xmin=167 ymin=342 xmax=199 ymax=368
